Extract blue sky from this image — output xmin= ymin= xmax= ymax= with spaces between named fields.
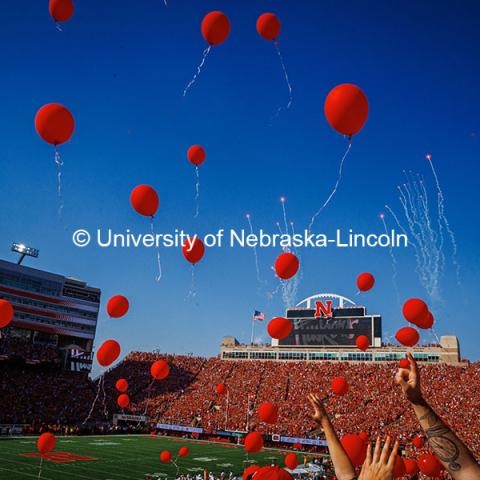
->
xmin=0 ymin=0 xmax=478 ymax=373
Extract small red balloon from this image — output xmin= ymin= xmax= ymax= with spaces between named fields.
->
xmin=188 ymin=145 xmax=206 ymax=166
xmin=96 ymin=339 xmax=121 ymax=367
xmin=243 ymin=465 xmax=260 ymax=480
xmin=274 ymin=252 xmax=299 ymax=280
xmin=413 ymin=436 xmax=424 ymax=449
xmin=37 ymin=432 xmax=56 ymax=454
xmin=256 ymin=13 xmax=281 ymax=41
xmin=216 ymin=384 xmax=227 ymax=394
xmin=35 ymin=103 xmax=74 ymax=146
xmin=284 ymin=453 xmax=298 ymax=470
xmin=324 ymin=84 xmax=368 ymax=137
xmin=355 ymin=335 xmax=369 ymax=351
xmin=418 ymin=454 xmax=442 ymax=477
xmin=116 ymin=378 xmax=129 ymax=392
xmin=0 ymin=299 xmax=14 ymax=328
xmin=107 ymin=295 xmax=129 ymax=318
xmin=404 ymin=458 xmax=419 ymax=475
xmin=402 ymin=298 xmax=428 ymax=325
xmin=117 ymin=393 xmax=129 ymax=408
xmin=178 ymin=447 xmax=189 ymax=458
xmin=151 ymin=360 xmax=170 ymax=380
xmin=49 ymin=0 xmax=74 ymax=22
xmin=244 ymin=432 xmax=264 ymax=453
xmin=267 ymin=317 xmax=293 ymax=340
xmin=356 ymin=272 xmax=375 ymax=292
xmin=395 ymin=327 xmax=419 ymax=347
xmin=130 ymin=185 xmax=159 ymax=217
xmin=201 ymin=11 xmax=230 ymax=46
xmin=182 ymin=237 xmax=205 ymax=264
xmin=332 ymin=376 xmax=348 ymax=396
xmin=399 ymin=358 xmax=411 ymax=369
xmin=160 ymin=450 xmax=172 ymax=463
xmin=258 ymin=402 xmax=278 ymax=424
xmin=340 ymin=434 xmax=367 ymax=467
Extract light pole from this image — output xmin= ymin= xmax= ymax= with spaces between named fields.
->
xmin=11 ymin=243 xmax=39 ymax=265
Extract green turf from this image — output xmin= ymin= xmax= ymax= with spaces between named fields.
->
xmin=0 ymin=435 xmax=298 ymax=480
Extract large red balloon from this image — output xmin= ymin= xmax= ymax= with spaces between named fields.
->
xmin=188 ymin=145 xmax=206 ymax=166
xmin=404 ymin=458 xmax=419 ymax=475
xmin=37 ymin=432 xmax=56 ymax=454
xmin=243 ymin=465 xmax=260 ymax=480
xmin=256 ymin=13 xmax=281 ymax=41
xmin=340 ymin=434 xmax=367 ymax=467
xmin=178 ymin=447 xmax=189 ymax=458
xmin=332 ymin=376 xmax=349 ymax=396
xmin=356 ymin=272 xmax=375 ymax=292
xmin=417 ymin=311 xmax=434 ymax=329
xmin=216 ymin=383 xmax=227 ymax=394
xmin=116 ymin=378 xmax=129 ymax=392
xmin=418 ymin=454 xmax=442 ymax=477
xmin=117 ymin=393 xmax=130 ymax=408
xmin=151 ymin=360 xmax=170 ymax=380
xmin=274 ymin=252 xmax=299 ymax=280
xmin=402 ymin=298 xmax=428 ymax=325
xmin=49 ymin=0 xmax=74 ymax=22
xmin=254 ymin=466 xmax=293 ymax=480
xmin=130 ymin=185 xmax=159 ymax=217
xmin=244 ymin=432 xmax=264 ymax=453
xmin=96 ymin=339 xmax=121 ymax=367
xmin=355 ymin=335 xmax=369 ymax=351
xmin=258 ymin=402 xmax=278 ymax=424
xmin=160 ymin=450 xmax=172 ymax=463
xmin=395 ymin=327 xmax=419 ymax=347
xmin=0 ymin=299 xmax=14 ymax=328
xmin=393 ymin=456 xmax=406 ymax=478
xmin=35 ymin=103 xmax=74 ymax=146
xmin=182 ymin=237 xmax=205 ymax=264
xmin=359 ymin=432 xmax=369 ymax=443
xmin=324 ymin=84 xmax=368 ymax=137
xmin=284 ymin=453 xmax=298 ymax=470
xmin=267 ymin=317 xmax=293 ymax=340
xmin=201 ymin=12 xmax=230 ymax=46
xmin=106 ymin=295 xmax=129 ymax=318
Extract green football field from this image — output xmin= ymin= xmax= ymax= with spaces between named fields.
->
xmin=0 ymin=435 xmax=306 ymax=480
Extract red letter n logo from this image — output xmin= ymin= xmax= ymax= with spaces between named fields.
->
xmin=315 ymin=300 xmax=332 ymax=318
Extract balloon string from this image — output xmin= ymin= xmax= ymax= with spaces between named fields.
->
xmin=150 ymin=220 xmax=162 ymax=282
xmin=55 ymin=22 xmax=63 ymax=32
xmin=274 ymin=43 xmax=293 ymax=110
xmin=183 ymin=46 xmax=211 ymax=97
xmin=37 ymin=457 xmax=43 ymax=479
xmin=101 ymin=375 xmax=109 ymax=419
xmin=308 ymin=141 xmax=352 ymax=231
xmin=54 ymin=147 xmax=64 ymax=219
xmin=246 ymin=215 xmax=263 ymax=285
xmin=185 ymin=264 xmax=197 ymax=299
xmin=194 ymin=166 xmax=200 ymax=218
xmin=83 ymin=373 xmax=103 ymax=425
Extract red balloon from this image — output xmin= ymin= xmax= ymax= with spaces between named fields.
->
xmin=324 ymin=84 xmax=368 ymax=136
xmin=284 ymin=453 xmax=298 ymax=470
xmin=399 ymin=358 xmax=410 ymax=369
xmin=258 ymin=402 xmax=278 ymax=424
xmin=404 ymin=458 xmax=419 ymax=475
xmin=359 ymin=432 xmax=369 ymax=443
xmin=395 ymin=327 xmax=419 ymax=347
xmin=253 ymin=466 xmax=294 ymax=480
xmin=356 ymin=272 xmax=375 ymax=292
xmin=182 ymin=237 xmax=205 ymax=264
xmin=96 ymin=339 xmax=121 ymax=367
xmin=413 ymin=436 xmax=424 ymax=449
xmin=402 ymin=298 xmax=428 ymax=325
xmin=332 ymin=376 xmax=348 ymax=396
xmin=37 ymin=432 xmax=56 ymax=454
xmin=244 ymin=432 xmax=264 ymax=453
xmin=49 ymin=0 xmax=74 ymax=22
xmin=243 ymin=465 xmax=260 ymax=480
xmin=216 ymin=384 xmax=227 ymax=394
xmin=130 ymin=185 xmax=159 ymax=217
xmin=256 ymin=13 xmax=281 ymax=41
xmin=393 ymin=456 xmax=406 ymax=478
xmin=418 ymin=454 xmax=442 ymax=477
xmin=0 ymin=299 xmax=14 ymax=328
xmin=178 ymin=447 xmax=189 ymax=458
xmin=188 ymin=145 xmax=206 ymax=167
xmin=355 ymin=335 xmax=369 ymax=351
xmin=35 ymin=103 xmax=74 ymax=146
xmin=274 ymin=252 xmax=299 ymax=280
xmin=417 ymin=311 xmax=434 ymax=329
xmin=151 ymin=360 xmax=170 ymax=380
xmin=267 ymin=317 xmax=293 ymax=340
xmin=117 ymin=393 xmax=129 ymax=408
xmin=116 ymin=378 xmax=129 ymax=392
xmin=106 ymin=295 xmax=129 ymax=318
xmin=160 ymin=450 xmax=172 ymax=463
xmin=201 ymin=11 xmax=230 ymax=46
xmin=340 ymin=434 xmax=367 ymax=467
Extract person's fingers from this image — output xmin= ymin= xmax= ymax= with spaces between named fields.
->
xmin=408 ymin=352 xmax=419 ymax=376
xmin=387 ymin=441 xmax=400 ymax=469
xmin=364 ymin=443 xmax=372 ymax=467
xmin=307 ymin=394 xmax=316 ymax=407
xmin=373 ymin=436 xmax=381 ymax=463
xmin=395 ymin=372 xmax=408 ymax=389
xmin=380 ymin=436 xmax=391 ymax=464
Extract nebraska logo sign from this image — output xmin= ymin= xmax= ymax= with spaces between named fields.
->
xmin=315 ymin=300 xmax=332 ymax=318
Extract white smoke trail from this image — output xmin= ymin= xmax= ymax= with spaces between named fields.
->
xmin=274 ymin=43 xmax=293 ymax=110
xmin=194 ymin=166 xmax=200 ymax=218
xmin=183 ymin=46 xmax=211 ymax=97
xmin=246 ymin=214 xmax=263 ymax=284
xmin=54 ymin=148 xmax=64 ymax=219
xmin=380 ymin=213 xmax=400 ymax=305
xmin=150 ymin=220 xmax=162 ymax=282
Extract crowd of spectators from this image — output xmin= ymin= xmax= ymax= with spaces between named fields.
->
xmin=0 ymin=336 xmax=60 ymax=364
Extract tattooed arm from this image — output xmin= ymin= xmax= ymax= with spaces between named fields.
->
xmin=395 ymin=353 xmax=480 ymax=480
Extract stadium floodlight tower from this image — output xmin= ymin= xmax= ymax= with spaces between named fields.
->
xmin=11 ymin=242 xmax=39 ymax=265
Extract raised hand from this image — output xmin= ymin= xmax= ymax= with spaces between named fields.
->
xmin=359 ymin=436 xmax=399 ymax=480
xmin=395 ymin=352 xmax=423 ymax=404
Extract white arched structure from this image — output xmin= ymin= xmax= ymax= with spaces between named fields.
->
xmin=296 ymin=293 xmax=356 ymax=309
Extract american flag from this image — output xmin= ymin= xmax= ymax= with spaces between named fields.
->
xmin=253 ymin=310 xmax=265 ymax=321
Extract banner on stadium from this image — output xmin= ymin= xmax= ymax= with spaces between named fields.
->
xmin=156 ymin=423 xmax=203 ymax=433
xmin=113 ymin=414 xmax=148 ymax=423
xmin=214 ymin=430 xmax=244 ymax=438
xmin=274 ymin=435 xmax=328 ymax=447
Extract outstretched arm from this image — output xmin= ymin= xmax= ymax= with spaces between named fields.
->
xmin=395 ymin=353 xmax=480 ymax=480
xmin=308 ymin=394 xmax=356 ymax=480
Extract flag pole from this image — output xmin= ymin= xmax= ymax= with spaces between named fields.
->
xmin=250 ymin=316 xmax=255 ymax=345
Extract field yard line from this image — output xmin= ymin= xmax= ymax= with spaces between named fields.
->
xmin=0 ymin=465 xmax=53 ymax=480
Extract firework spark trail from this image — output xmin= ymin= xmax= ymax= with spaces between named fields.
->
xmin=280 ymin=197 xmax=289 ymax=235
xmin=101 ymin=375 xmax=108 ymax=418
xmin=83 ymin=375 xmax=104 ymax=425
xmin=54 ymin=149 xmax=64 ymax=219
xmin=183 ymin=46 xmax=211 ymax=97
xmin=246 ymin=214 xmax=263 ymax=285
xmin=194 ymin=167 xmax=200 ymax=218
xmin=380 ymin=213 xmax=400 ymax=305
xmin=426 ymin=154 xmax=461 ymax=286
xmin=150 ymin=221 xmax=162 ymax=282
xmin=274 ymin=43 xmax=293 ymax=110
xmin=308 ymin=142 xmax=352 ymax=231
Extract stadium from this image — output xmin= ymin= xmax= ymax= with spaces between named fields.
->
xmin=1 ymin=257 xmax=478 ymax=480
